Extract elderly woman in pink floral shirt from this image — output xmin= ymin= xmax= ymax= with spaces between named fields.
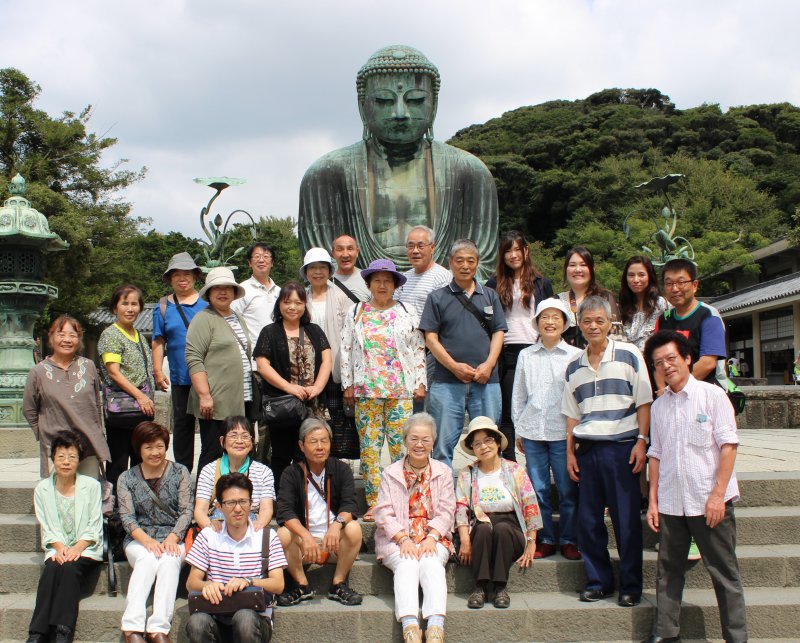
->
xmin=374 ymin=413 xmax=454 ymax=643
xmin=455 ymin=416 xmax=542 ymax=610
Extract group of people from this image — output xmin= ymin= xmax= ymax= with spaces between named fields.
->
xmin=20 ymin=226 xmax=746 ymax=643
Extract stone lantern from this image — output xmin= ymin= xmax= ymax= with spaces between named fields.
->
xmin=0 ymin=174 xmax=68 ymax=455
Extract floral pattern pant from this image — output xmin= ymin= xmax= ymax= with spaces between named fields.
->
xmin=356 ymin=397 xmax=411 ymax=506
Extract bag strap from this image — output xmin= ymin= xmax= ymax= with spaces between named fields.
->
xmin=261 ymin=527 xmax=271 ymax=578
xmin=137 ymin=464 xmax=177 ymax=520
xmin=299 ymin=461 xmax=331 ymax=528
xmin=135 ymin=331 xmax=152 ymax=382
xmin=451 ymin=289 xmax=492 ymax=338
xmin=222 ymin=311 xmax=253 ymax=362
xmin=173 ymin=294 xmax=191 ymax=329
xmin=332 ymin=276 xmax=360 ymax=304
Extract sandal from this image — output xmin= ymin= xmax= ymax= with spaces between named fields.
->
xmin=277 ymin=584 xmax=314 ymax=606
xmin=363 ymin=507 xmax=375 ymax=522
xmin=328 ymin=581 xmax=363 ymax=606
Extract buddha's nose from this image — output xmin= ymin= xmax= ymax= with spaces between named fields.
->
xmin=394 ymin=97 xmax=409 ymax=119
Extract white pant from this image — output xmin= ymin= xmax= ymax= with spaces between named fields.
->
xmin=382 ymin=543 xmax=449 ymax=620
xmin=122 ymin=540 xmax=185 ymax=634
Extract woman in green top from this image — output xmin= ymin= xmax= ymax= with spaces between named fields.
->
xmin=27 ymin=431 xmax=103 ymax=643
xmin=98 ymin=284 xmax=155 ymax=487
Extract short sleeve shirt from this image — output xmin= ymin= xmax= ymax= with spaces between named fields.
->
xmin=98 ymin=324 xmax=154 ymax=390
xmin=196 ymin=460 xmax=276 ymax=512
xmin=418 ymin=280 xmax=508 ymax=384
xmin=152 ymin=297 xmax=207 ymax=385
xmin=354 ymin=304 xmax=407 ymax=399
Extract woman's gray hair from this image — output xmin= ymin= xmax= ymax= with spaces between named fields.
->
xmin=405 ymin=225 xmax=434 ymax=245
xmin=402 ymin=412 xmax=437 ymax=442
xmin=447 ymin=238 xmax=479 ymax=261
xmin=577 ymin=295 xmax=612 ymax=322
xmin=299 ymin=417 xmax=332 ymax=442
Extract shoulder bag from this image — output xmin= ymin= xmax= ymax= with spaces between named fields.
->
xmin=261 ymin=326 xmax=309 ymax=425
xmin=102 ymin=330 xmax=153 ymax=417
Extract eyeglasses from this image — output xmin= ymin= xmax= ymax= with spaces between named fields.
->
xmin=407 ymin=437 xmax=433 ymax=446
xmin=406 ymin=242 xmax=433 ymax=250
xmin=226 ymin=433 xmax=252 ymax=443
xmin=251 ymin=254 xmax=272 ymax=261
xmin=54 ymin=454 xmax=79 ymax=462
xmin=55 ymin=332 xmax=79 ymax=340
xmin=663 ymin=279 xmax=695 ymax=290
xmin=652 ymin=354 xmax=681 ymax=370
xmin=538 ymin=314 xmax=564 ymax=323
xmin=220 ymin=499 xmax=252 ymax=509
xmin=470 ymin=439 xmax=496 ymax=450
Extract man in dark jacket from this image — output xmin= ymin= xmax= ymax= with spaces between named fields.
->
xmin=276 ymin=418 xmax=363 ymax=607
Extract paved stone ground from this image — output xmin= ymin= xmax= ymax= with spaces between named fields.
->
xmin=2 ymin=428 xmax=798 ymax=482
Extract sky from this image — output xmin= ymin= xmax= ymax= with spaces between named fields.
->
xmin=6 ymin=0 xmax=800 ymax=238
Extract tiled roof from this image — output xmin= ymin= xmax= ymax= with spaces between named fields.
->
xmin=87 ymin=303 xmax=155 ymax=333
xmin=707 ymin=272 xmax=800 ymax=314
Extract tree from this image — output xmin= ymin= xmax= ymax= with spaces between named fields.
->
xmin=0 ymin=68 xmax=146 ymax=324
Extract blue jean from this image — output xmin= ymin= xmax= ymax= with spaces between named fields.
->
xmin=429 ymin=380 xmax=501 ymax=468
xmin=521 ymin=438 xmax=578 ymax=546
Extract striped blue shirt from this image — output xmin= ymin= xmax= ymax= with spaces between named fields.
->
xmin=562 ymin=339 xmax=652 ymax=441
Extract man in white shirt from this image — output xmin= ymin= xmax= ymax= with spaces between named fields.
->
xmin=642 ymin=330 xmax=746 ymax=643
xmin=232 ymin=243 xmax=281 ymax=348
xmin=331 ymin=235 xmax=370 ymax=302
xmin=186 ymin=473 xmax=287 ymax=643
xmin=395 ymin=225 xmax=451 ymax=412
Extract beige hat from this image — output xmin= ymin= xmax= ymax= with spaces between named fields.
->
xmin=460 ymin=416 xmax=508 ymax=456
xmin=199 ymin=267 xmax=245 ymax=301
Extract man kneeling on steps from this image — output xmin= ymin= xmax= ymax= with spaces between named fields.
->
xmin=276 ymin=417 xmax=364 ymax=606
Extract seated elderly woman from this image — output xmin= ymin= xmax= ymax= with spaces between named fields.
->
xmin=117 ymin=422 xmax=193 ymax=643
xmin=27 ymin=431 xmax=103 ymax=643
xmin=455 ymin=417 xmax=541 ymax=610
xmin=374 ymin=413 xmax=455 ymax=643
xmin=194 ymin=416 xmax=275 ymax=533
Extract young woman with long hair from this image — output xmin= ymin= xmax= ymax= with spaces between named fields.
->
xmin=618 ymin=255 xmax=668 ymax=352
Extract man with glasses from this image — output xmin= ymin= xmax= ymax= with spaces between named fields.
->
xmin=641 ymin=330 xmax=746 ymax=643
xmin=186 ymin=473 xmax=287 ymax=643
xmin=419 ymin=239 xmax=507 ymax=469
xmin=232 ymin=243 xmax=281 ymax=348
xmin=396 ymin=225 xmax=452 ymax=412
xmin=275 ymin=418 xmax=363 ymax=607
xmin=562 ymin=296 xmax=652 ymax=608
xmin=331 ymin=234 xmax=370 ymax=302
xmin=656 ymin=258 xmax=727 ymax=390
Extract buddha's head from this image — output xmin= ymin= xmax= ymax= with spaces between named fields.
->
xmin=357 ymin=45 xmax=440 ymax=146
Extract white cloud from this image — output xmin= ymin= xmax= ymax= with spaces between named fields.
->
xmin=6 ymin=0 xmax=800 ymax=232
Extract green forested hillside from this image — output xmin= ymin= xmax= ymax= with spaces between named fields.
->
xmin=449 ymin=89 xmax=798 ymax=293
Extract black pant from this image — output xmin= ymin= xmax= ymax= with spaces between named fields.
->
xmin=29 ymin=557 xmax=99 ymax=634
xmin=197 ymin=419 xmax=225 ymax=476
xmin=498 ymin=344 xmax=531 ymax=461
xmin=171 ymin=384 xmax=196 ymax=472
xmin=106 ymin=412 xmax=145 ymax=488
xmin=470 ymin=512 xmax=525 ymax=585
xmin=269 ymin=417 xmax=303 ymax=494
xmin=654 ymin=504 xmax=747 ymax=642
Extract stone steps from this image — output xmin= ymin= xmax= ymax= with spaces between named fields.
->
xmin=0 ymin=587 xmax=798 ymax=642
xmin=2 ymin=544 xmax=799 ymax=597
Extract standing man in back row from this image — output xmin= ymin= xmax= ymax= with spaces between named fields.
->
xmin=419 ymin=239 xmax=506 ymax=469
xmin=331 ymin=235 xmax=371 ymax=302
xmin=396 ymin=225 xmax=451 ymax=412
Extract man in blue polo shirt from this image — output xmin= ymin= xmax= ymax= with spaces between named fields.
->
xmin=563 ymin=296 xmax=652 ymax=608
xmin=419 ymin=239 xmax=507 ymax=468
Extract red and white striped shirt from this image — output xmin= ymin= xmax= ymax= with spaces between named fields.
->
xmin=648 ymin=375 xmax=740 ymax=516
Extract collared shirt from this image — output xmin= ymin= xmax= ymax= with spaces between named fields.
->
xmin=396 ymin=262 xmax=452 ymax=318
xmin=231 ymin=275 xmax=281 ymax=348
xmin=186 ymin=523 xmax=288 ymax=617
xmin=562 ymin=339 xmax=652 ymax=441
xmin=648 ymin=375 xmax=740 ymax=516
xmin=512 ymin=340 xmax=582 ymax=441
xmin=419 ymin=279 xmax=507 ymax=384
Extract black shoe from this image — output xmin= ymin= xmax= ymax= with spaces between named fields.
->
xmin=640 ymin=637 xmax=681 ymax=643
xmin=618 ymin=593 xmax=641 ymax=607
xmin=579 ymin=588 xmax=614 ymax=602
xmin=25 ymin=633 xmax=48 ymax=643
xmin=467 ymin=586 xmax=486 ymax=609
xmin=277 ymin=584 xmax=314 ymax=606
xmin=54 ymin=625 xmax=73 ymax=643
xmin=493 ymin=587 xmax=511 ymax=609
xmin=327 ymin=581 xmax=363 ymax=606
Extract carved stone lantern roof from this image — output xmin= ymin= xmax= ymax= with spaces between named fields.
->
xmin=0 ymin=174 xmax=68 ymax=251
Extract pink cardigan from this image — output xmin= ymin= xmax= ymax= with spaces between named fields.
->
xmin=373 ymin=458 xmax=456 ymax=562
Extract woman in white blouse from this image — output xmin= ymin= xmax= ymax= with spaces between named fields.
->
xmin=511 ymin=298 xmax=582 ymax=560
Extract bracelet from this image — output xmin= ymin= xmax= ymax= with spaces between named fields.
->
xmin=398 ymin=535 xmax=410 ymax=545
xmin=427 ymin=532 xmax=440 ymax=543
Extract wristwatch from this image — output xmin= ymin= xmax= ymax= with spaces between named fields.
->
xmin=428 ymin=532 xmax=440 ymax=542
xmin=636 ymin=434 xmax=650 ymax=445
xmin=334 ymin=516 xmax=347 ymax=528
xmin=243 ymin=577 xmax=253 ymax=587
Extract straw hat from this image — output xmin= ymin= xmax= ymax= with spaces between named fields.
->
xmin=460 ymin=416 xmax=508 ymax=455
xmin=198 ymin=267 xmax=245 ymax=301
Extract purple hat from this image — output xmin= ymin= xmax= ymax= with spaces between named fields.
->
xmin=360 ymin=259 xmax=407 ymax=286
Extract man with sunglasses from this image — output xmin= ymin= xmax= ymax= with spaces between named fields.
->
xmin=641 ymin=330 xmax=746 ymax=643
xmin=186 ymin=473 xmax=287 ymax=643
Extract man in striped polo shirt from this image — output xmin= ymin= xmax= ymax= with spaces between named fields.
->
xmin=186 ymin=473 xmax=287 ymax=643
xmin=562 ymin=296 xmax=652 ymax=607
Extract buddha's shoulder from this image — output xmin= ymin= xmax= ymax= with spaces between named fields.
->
xmin=303 ymin=142 xmax=365 ymax=176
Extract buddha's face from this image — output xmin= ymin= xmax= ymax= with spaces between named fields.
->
xmin=361 ymin=73 xmax=436 ymax=145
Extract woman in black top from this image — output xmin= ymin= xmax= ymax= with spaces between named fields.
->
xmin=254 ymin=282 xmax=333 ymax=488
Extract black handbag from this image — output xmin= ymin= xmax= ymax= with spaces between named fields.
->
xmin=261 ymin=326 xmax=309 ymax=424
xmin=188 ymin=528 xmax=272 ymax=615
